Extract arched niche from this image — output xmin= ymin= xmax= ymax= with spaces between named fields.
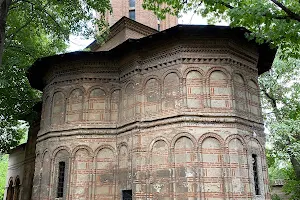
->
xmin=248 ymin=80 xmax=260 ymax=115
xmin=125 ymin=83 xmax=135 ymax=118
xmin=174 ymin=137 xmax=195 ymax=199
xmin=111 ymin=90 xmax=120 ymax=122
xmin=95 ymin=148 xmax=115 ymax=199
xmin=150 ymin=140 xmax=170 ymax=199
xmin=200 ymin=137 xmax=224 ymax=199
xmin=233 ymin=73 xmax=247 ymax=112
xmin=88 ymin=88 xmax=106 ymax=121
xmin=72 ymin=148 xmax=92 ymax=200
xmin=209 ymin=70 xmax=232 ymax=109
xmin=186 ymin=70 xmax=204 ymax=108
xmin=163 ymin=73 xmax=180 ymax=110
xmin=51 ymin=92 xmax=65 ymax=125
xmin=144 ymin=79 xmax=160 ymax=115
xmin=67 ymin=89 xmax=84 ymax=122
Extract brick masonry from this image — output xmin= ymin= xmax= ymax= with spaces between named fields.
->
xmin=28 ymin=34 xmax=272 ymax=200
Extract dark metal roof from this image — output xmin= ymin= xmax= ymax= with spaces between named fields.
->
xmin=28 ymin=24 xmax=277 ymax=90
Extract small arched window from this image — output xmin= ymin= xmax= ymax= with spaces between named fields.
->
xmin=129 ymin=0 xmax=135 ymax=20
xmin=6 ymin=178 xmax=14 ymax=200
xmin=13 ymin=177 xmax=20 ymax=200
xmin=57 ymin=162 xmax=66 ymax=198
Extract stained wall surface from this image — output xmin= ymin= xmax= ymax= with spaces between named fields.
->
xmin=31 ymin=37 xmax=270 ymax=200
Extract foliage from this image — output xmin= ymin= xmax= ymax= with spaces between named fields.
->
xmin=143 ymin=0 xmax=300 ymax=58
xmin=0 ymin=155 xmax=8 ymax=200
xmin=0 ymin=0 xmax=111 ymax=153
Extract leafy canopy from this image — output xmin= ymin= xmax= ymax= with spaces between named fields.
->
xmin=0 ymin=0 xmax=111 ymax=153
xmin=143 ymin=0 xmax=300 ymax=58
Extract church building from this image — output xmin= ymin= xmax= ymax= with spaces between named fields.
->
xmin=4 ymin=0 xmax=276 ymax=200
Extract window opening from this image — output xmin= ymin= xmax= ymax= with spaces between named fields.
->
xmin=6 ymin=179 xmax=13 ymax=200
xmin=252 ymin=154 xmax=260 ymax=195
xmin=57 ymin=162 xmax=66 ymax=198
xmin=122 ymin=190 xmax=132 ymax=200
xmin=13 ymin=177 xmax=20 ymax=200
xmin=129 ymin=0 xmax=135 ymax=20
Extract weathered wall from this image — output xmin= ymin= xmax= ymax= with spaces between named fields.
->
xmin=32 ymin=38 xmax=270 ymax=200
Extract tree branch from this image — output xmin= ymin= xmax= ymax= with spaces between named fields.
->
xmin=269 ymin=0 xmax=300 ymax=22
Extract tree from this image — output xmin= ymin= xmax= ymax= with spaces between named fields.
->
xmin=259 ymin=55 xmax=300 ymax=199
xmin=143 ymin=0 xmax=300 ymax=58
xmin=0 ymin=0 xmax=111 ymax=153
xmin=0 ymin=0 xmax=111 ymax=66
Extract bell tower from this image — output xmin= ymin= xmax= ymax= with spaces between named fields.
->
xmin=106 ymin=0 xmax=178 ymax=31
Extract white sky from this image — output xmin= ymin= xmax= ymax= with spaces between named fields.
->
xmin=67 ymin=11 xmax=229 ymax=52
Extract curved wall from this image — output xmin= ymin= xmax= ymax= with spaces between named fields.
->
xmin=32 ymin=39 xmax=270 ymax=200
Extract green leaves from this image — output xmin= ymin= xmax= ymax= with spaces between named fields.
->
xmin=0 ymin=0 xmax=111 ymax=153
xmin=143 ymin=0 xmax=300 ymax=58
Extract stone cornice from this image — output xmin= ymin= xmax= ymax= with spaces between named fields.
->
xmin=37 ymin=114 xmax=264 ymax=142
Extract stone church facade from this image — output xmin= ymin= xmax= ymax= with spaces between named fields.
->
xmin=5 ymin=1 xmax=276 ymax=200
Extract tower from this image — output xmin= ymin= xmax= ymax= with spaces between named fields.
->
xmin=24 ymin=25 xmax=276 ymax=200
xmin=106 ymin=0 xmax=177 ymax=31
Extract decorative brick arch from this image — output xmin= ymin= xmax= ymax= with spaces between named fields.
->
xmin=225 ymin=134 xmax=246 ymax=147
xmin=183 ymin=67 xmax=205 ymax=78
xmin=142 ymin=75 xmax=161 ymax=89
xmin=147 ymin=136 xmax=170 ymax=164
xmin=71 ymin=145 xmax=94 ymax=158
xmin=205 ymin=66 xmax=231 ymax=80
xmin=95 ymin=144 xmax=116 ymax=156
xmin=198 ymin=132 xmax=225 ymax=150
xmin=87 ymin=86 xmax=108 ymax=97
xmin=161 ymin=69 xmax=182 ymax=81
xmin=66 ymin=86 xmax=86 ymax=98
xmin=171 ymin=132 xmax=197 ymax=149
xmin=51 ymin=146 xmax=71 ymax=159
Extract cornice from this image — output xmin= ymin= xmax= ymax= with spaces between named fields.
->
xmin=37 ymin=114 xmax=264 ymax=142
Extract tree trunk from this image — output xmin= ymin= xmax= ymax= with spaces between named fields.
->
xmin=0 ymin=0 xmax=11 ymax=67
xmin=290 ymin=154 xmax=300 ymax=181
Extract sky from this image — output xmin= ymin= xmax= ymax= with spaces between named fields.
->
xmin=67 ymin=11 xmax=229 ymax=52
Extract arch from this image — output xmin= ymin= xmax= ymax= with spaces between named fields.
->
xmin=198 ymin=132 xmax=225 ymax=148
xmin=71 ymin=145 xmax=94 ymax=158
xmin=51 ymin=146 xmax=71 ymax=159
xmin=247 ymin=79 xmax=260 ymax=116
xmin=51 ymin=91 xmax=66 ymax=125
xmin=88 ymin=87 xmax=107 ymax=121
xmin=144 ymin=78 xmax=160 ymax=115
xmin=6 ymin=177 xmax=14 ymax=200
xmin=66 ymin=88 xmax=84 ymax=122
xmin=225 ymin=134 xmax=246 ymax=147
xmin=110 ymin=89 xmax=121 ymax=121
xmin=148 ymin=136 xmax=170 ymax=152
xmin=233 ymin=73 xmax=247 ymax=112
xmin=13 ymin=176 xmax=21 ymax=200
xmin=173 ymin=135 xmax=196 ymax=199
xmin=72 ymin=148 xmax=93 ymax=199
xmin=205 ymin=67 xmax=231 ymax=79
xmin=125 ymin=82 xmax=135 ymax=118
xmin=41 ymin=95 xmax=51 ymax=128
xmin=150 ymin=139 xmax=171 ymax=198
xmin=186 ymin=70 xmax=204 ymax=108
xmin=142 ymin=75 xmax=161 ymax=88
xmin=208 ymin=69 xmax=232 ymax=109
xmin=161 ymin=69 xmax=182 ymax=81
xmin=183 ymin=67 xmax=205 ymax=78
xmin=95 ymin=144 xmax=116 ymax=156
xmin=87 ymin=86 xmax=107 ymax=97
xmin=171 ymin=132 xmax=197 ymax=149
xmin=40 ymin=151 xmax=51 ymax=199
xmin=163 ymin=72 xmax=181 ymax=110
xmin=66 ymin=86 xmax=86 ymax=98
xmin=200 ymin=134 xmax=225 ymax=199
xmin=95 ymin=147 xmax=116 ymax=199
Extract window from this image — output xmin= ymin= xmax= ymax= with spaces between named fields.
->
xmin=129 ymin=0 xmax=135 ymax=8
xmin=122 ymin=190 xmax=132 ymax=200
xmin=252 ymin=154 xmax=260 ymax=195
xmin=129 ymin=10 xmax=135 ymax=20
xmin=6 ymin=179 xmax=13 ymax=200
xmin=57 ymin=162 xmax=66 ymax=198
xmin=13 ymin=177 xmax=20 ymax=200
xmin=129 ymin=0 xmax=135 ymax=20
